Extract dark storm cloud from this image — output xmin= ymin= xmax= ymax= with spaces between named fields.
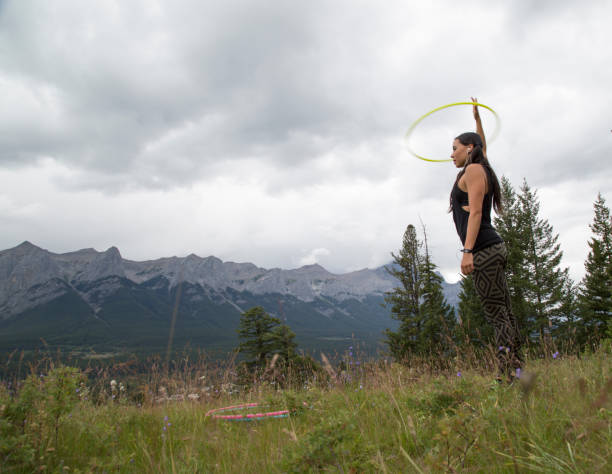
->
xmin=0 ymin=0 xmax=610 ymax=195
xmin=0 ymin=0 xmax=395 ymax=191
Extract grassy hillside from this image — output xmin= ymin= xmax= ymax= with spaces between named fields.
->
xmin=1 ymin=347 xmax=610 ymax=472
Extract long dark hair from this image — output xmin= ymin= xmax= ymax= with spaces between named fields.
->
xmin=450 ymin=132 xmax=502 ymax=213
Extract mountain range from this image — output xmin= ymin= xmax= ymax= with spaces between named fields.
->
xmin=0 ymin=241 xmax=460 ymax=357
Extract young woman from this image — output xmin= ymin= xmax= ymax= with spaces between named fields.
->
xmin=450 ymin=98 xmax=523 ymax=381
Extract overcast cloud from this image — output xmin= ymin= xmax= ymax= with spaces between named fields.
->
xmin=1 ymin=0 xmax=610 ymax=283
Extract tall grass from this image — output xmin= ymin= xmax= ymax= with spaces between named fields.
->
xmin=1 ymin=344 xmax=610 ymax=473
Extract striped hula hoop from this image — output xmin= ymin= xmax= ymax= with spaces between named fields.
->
xmin=206 ymin=403 xmax=290 ymax=421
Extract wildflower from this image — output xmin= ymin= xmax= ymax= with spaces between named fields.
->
xmin=553 ymin=351 xmax=559 ymax=359
xmin=515 ymin=368 xmax=521 ymax=379
xmin=457 ymin=372 xmax=462 ymax=377
xmin=164 ymin=415 xmax=169 ymax=422
xmin=119 ymin=383 xmax=125 ymax=392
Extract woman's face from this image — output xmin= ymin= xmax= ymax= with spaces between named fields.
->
xmin=451 ymin=139 xmax=472 ymax=168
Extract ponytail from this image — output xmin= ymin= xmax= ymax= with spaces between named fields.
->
xmin=450 ymin=132 xmax=503 ymax=214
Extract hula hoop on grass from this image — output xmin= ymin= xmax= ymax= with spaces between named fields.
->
xmin=206 ymin=403 xmax=290 ymax=421
xmin=405 ymin=102 xmax=501 ymax=163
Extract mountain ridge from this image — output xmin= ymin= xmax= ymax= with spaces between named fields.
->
xmin=1 ymin=241 xmax=413 ymax=318
xmin=0 ymin=241 xmax=461 ymax=355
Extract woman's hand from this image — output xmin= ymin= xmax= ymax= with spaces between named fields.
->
xmin=471 ymin=96 xmax=480 ymax=120
xmin=461 ymin=252 xmax=475 ymax=275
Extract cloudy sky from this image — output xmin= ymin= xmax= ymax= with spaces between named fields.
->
xmin=1 ymin=0 xmax=610 ymax=283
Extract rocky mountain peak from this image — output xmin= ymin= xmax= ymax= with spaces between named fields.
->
xmin=5 ymin=241 xmax=45 ymax=257
xmin=16 ymin=240 xmax=37 ymax=250
xmin=103 ymin=246 xmax=122 ymax=260
xmin=296 ymin=263 xmax=328 ymax=273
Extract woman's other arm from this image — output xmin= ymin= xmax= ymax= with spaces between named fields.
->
xmin=460 ymin=164 xmax=487 ymax=275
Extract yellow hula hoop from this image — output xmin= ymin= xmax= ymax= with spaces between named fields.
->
xmin=405 ymin=102 xmax=501 ymax=163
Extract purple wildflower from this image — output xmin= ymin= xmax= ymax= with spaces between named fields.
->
xmin=457 ymin=372 xmax=462 ymax=377
xmin=164 ymin=415 xmax=168 ymax=422
xmin=515 ymin=368 xmax=521 ymax=379
xmin=553 ymin=351 xmax=559 ymax=359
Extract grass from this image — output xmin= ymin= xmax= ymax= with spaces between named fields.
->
xmin=1 ymin=347 xmax=610 ymax=473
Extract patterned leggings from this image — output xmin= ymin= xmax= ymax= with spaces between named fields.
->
xmin=472 ymin=242 xmax=523 ymax=375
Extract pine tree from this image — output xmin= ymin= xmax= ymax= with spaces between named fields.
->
xmin=494 ymin=177 xmax=573 ymax=344
xmin=237 ymin=306 xmax=282 ymax=368
xmin=384 ymin=224 xmax=423 ymax=360
xmin=516 ymin=179 xmax=570 ymax=340
xmin=419 ymin=229 xmax=456 ymax=353
xmin=554 ymin=278 xmax=580 ymax=350
xmin=456 ymin=274 xmax=491 ymax=348
xmin=493 ymin=176 xmax=530 ymax=340
xmin=579 ymin=193 xmax=612 ymax=344
xmin=384 ymin=224 xmax=455 ymax=359
xmin=271 ymin=323 xmax=298 ymax=361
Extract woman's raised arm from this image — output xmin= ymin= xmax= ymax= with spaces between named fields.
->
xmin=471 ymin=96 xmax=487 ymax=157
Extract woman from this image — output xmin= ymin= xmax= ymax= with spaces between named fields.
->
xmin=450 ymin=98 xmax=523 ymax=381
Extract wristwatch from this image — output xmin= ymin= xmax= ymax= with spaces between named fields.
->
xmin=460 ymin=248 xmax=473 ymax=253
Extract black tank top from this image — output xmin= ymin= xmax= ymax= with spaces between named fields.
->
xmin=451 ymin=165 xmax=503 ymax=252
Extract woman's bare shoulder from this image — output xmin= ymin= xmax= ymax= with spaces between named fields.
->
xmin=464 ymin=163 xmax=486 ymax=177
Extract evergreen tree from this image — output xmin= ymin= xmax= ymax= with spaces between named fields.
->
xmin=237 ymin=306 xmax=282 ymax=368
xmin=493 ymin=177 xmax=530 ymax=340
xmin=420 ymin=230 xmax=456 ymax=351
xmin=384 ymin=224 xmax=455 ymax=359
xmin=456 ymin=274 xmax=491 ymax=348
xmin=495 ymin=177 xmax=572 ymax=343
xmin=555 ymin=278 xmax=580 ymax=350
xmin=516 ymin=179 xmax=570 ymax=340
xmin=271 ymin=323 xmax=298 ymax=361
xmin=578 ymin=193 xmax=612 ymax=344
xmin=384 ymin=224 xmax=422 ymax=360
